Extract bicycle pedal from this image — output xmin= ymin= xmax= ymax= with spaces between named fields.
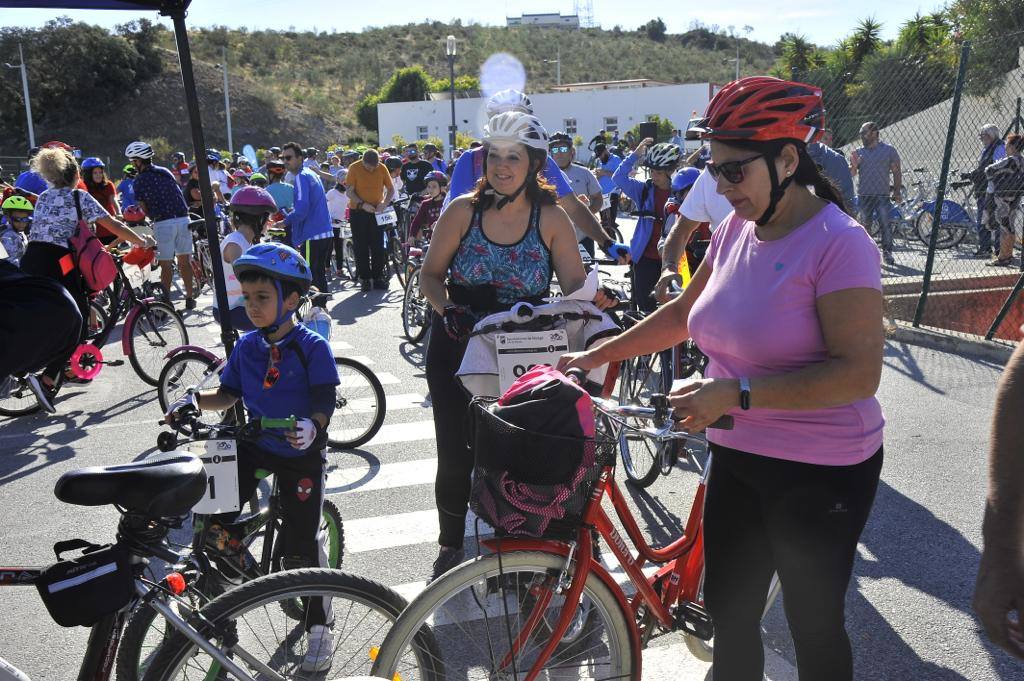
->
xmin=674 ymin=601 xmax=714 ymax=641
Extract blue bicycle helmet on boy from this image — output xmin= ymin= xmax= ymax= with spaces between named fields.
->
xmin=233 ymin=243 xmax=312 ymax=335
xmin=671 ymin=167 xmax=700 ymax=193
xmin=81 ymin=157 xmax=105 ymax=170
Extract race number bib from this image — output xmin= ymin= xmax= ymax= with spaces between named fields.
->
xmin=577 ymin=242 xmax=593 ymax=265
xmin=375 ymin=209 xmax=398 ymax=226
xmin=187 ymin=439 xmax=240 ymax=514
xmin=495 ymin=330 xmax=569 ymax=393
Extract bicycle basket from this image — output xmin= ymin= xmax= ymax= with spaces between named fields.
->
xmin=35 ymin=539 xmax=133 ymax=627
xmin=469 ymin=401 xmax=615 ymax=539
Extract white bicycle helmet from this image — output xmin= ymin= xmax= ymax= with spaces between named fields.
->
xmin=644 ymin=142 xmax=681 ymax=170
xmin=483 ymin=112 xmax=549 ymax=153
xmin=124 ymin=141 xmax=154 ymax=160
xmin=485 ymin=89 xmax=534 ymax=117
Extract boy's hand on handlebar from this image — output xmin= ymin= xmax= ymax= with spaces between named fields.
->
xmin=667 ymin=378 xmax=738 ymax=432
xmin=287 ymin=417 xmax=318 ymax=449
xmin=164 ymin=392 xmax=198 ymax=425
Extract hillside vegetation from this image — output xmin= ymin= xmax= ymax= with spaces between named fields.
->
xmin=0 ymin=18 xmax=775 ymax=157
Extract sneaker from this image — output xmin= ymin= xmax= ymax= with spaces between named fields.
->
xmin=25 ymin=375 xmax=56 ymax=414
xmin=372 ymin=278 xmax=389 ymax=290
xmin=973 ymin=248 xmax=993 ymax=258
xmin=429 ymin=546 xmax=465 ymax=583
xmin=301 ymin=624 xmax=334 ymax=673
xmin=184 ymin=297 xmax=197 ymax=311
xmin=360 ymin=278 xmax=372 ymax=292
xmin=986 ymin=257 xmax=1014 ymax=267
xmin=882 ymin=251 xmax=895 ymax=266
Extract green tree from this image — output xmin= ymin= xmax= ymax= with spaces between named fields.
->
xmin=775 ymin=34 xmax=824 ymax=77
xmin=897 ymin=12 xmax=951 ymax=54
xmin=627 ymin=115 xmax=676 ymax=142
xmin=848 ymin=18 xmax=884 ymax=71
xmin=640 ymin=18 xmax=667 ymax=43
xmin=356 ymin=66 xmax=432 ymax=133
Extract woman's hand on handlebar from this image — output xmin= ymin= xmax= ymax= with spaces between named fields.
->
xmin=654 ymin=270 xmax=683 ymax=303
xmin=667 ymin=378 xmax=739 ymax=432
xmin=556 ymin=350 xmax=602 ymax=374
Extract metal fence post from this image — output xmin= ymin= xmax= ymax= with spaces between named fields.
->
xmin=913 ymin=40 xmax=972 ymax=327
xmin=985 ymin=273 xmax=1024 ymax=340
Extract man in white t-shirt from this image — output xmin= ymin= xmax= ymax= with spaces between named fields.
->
xmin=549 ymin=132 xmax=604 ymax=256
xmin=654 ymin=167 xmax=733 ymax=301
xmin=326 ymin=177 xmax=350 ymax=275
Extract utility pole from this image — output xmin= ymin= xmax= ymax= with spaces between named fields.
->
xmin=216 ymin=47 xmax=234 ymax=154
xmin=3 ymin=43 xmax=35 ymax=149
xmin=446 ymin=36 xmax=458 ymax=164
xmin=544 ymin=46 xmax=561 ymax=86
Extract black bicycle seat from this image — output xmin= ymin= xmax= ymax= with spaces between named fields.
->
xmin=54 ymin=451 xmax=207 ymax=518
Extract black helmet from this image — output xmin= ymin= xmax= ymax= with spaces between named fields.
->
xmin=548 ymin=131 xmax=572 ymax=146
xmin=384 ymin=156 xmax=403 ymax=172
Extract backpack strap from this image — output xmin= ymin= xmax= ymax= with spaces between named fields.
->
xmin=284 ymin=337 xmax=310 ymax=372
xmin=73 ymin=188 xmax=83 ymax=224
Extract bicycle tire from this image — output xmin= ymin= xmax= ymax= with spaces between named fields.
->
xmin=342 ymin=239 xmax=357 ymax=281
xmin=915 ymin=211 xmax=965 ymax=249
xmin=156 ymin=351 xmax=221 ymax=428
xmin=328 ymin=357 xmax=386 ymax=449
xmin=128 ymin=301 xmax=188 ymax=386
xmin=140 ymin=568 xmax=442 ymax=681
xmin=371 ymin=550 xmax=636 ymax=681
xmin=86 ymin=298 xmax=110 ymax=341
xmin=617 ymin=356 xmax=664 ymax=488
xmin=0 ymin=376 xmax=42 ymax=417
xmin=402 ymin=268 xmax=430 ymax=344
xmin=389 ymin=233 xmax=407 ymax=288
xmin=274 ymin=498 xmax=346 ymax=620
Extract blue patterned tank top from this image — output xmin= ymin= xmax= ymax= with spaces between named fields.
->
xmin=448 ymin=202 xmax=552 ymax=305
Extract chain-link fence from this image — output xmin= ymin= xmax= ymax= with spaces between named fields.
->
xmin=793 ymin=34 xmax=1024 ymax=344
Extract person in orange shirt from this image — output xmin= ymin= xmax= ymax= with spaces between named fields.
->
xmin=344 ymin=149 xmax=395 ymax=291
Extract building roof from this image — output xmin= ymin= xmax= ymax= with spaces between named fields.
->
xmin=549 ymin=78 xmax=676 ymax=93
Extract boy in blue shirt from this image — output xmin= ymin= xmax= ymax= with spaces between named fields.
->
xmin=165 ymin=242 xmax=339 ymax=672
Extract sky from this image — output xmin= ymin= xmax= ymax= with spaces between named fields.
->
xmin=1 ymin=0 xmax=946 ymax=47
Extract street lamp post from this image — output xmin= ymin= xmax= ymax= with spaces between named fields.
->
xmin=445 ymin=35 xmax=457 ymax=165
xmin=216 ymin=46 xmax=234 ymax=154
xmin=543 ymin=46 xmax=561 ymax=86
xmin=3 ymin=43 xmax=36 ymax=150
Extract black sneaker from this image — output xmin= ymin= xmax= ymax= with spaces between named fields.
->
xmin=360 ymin=279 xmax=372 ymax=292
xmin=185 ymin=297 xmax=197 ymax=311
xmin=25 ymin=374 xmax=56 ymax=414
xmin=882 ymin=251 xmax=895 ymax=266
xmin=429 ymin=546 xmax=465 ymax=583
xmin=373 ymin=278 xmax=389 ymax=290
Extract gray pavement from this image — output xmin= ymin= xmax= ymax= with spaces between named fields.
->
xmin=0 ymin=242 xmax=1021 ymax=680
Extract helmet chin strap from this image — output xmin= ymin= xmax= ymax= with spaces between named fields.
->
xmin=261 ymin=280 xmax=293 ymax=339
xmin=487 ymin=178 xmax=529 ymax=210
xmin=756 ymin=159 xmax=794 ymax=226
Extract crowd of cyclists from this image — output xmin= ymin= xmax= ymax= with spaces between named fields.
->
xmin=2 ymin=75 xmax=1024 ymax=680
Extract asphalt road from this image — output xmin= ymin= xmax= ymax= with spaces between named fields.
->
xmin=0 ymin=222 xmax=1021 ymax=680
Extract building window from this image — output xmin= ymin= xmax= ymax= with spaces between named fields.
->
xmin=564 ymin=118 xmax=577 ymax=136
xmin=603 ymin=116 xmax=618 ymax=133
xmin=416 ymin=126 xmax=429 ymax=140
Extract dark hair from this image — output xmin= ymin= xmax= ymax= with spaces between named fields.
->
xmin=471 ymin=145 xmax=556 ymax=209
xmin=718 ymin=138 xmax=847 ymax=214
xmin=82 ymin=165 xmax=109 ymax=192
xmin=1006 ymin=133 xmax=1023 ymax=151
xmin=236 ymin=268 xmax=303 ymax=300
xmin=281 ymin=142 xmax=303 ymax=157
xmin=593 ymin=143 xmax=607 ymax=155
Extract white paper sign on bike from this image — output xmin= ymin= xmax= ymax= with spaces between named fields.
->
xmin=187 ymin=439 xmax=240 ymax=514
xmin=495 ymin=329 xmax=569 ymax=393
xmin=375 ymin=209 xmax=398 ymax=226
xmin=601 ymin=194 xmax=611 ymax=211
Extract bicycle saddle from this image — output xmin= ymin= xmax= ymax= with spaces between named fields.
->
xmin=54 ymin=451 xmax=207 ymax=517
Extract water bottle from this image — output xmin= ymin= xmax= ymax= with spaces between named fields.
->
xmin=305 ymin=306 xmax=332 ymax=341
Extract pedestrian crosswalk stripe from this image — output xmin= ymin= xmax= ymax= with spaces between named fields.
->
xmin=348 ymin=419 xmax=434 ymax=447
xmin=338 ymin=371 xmax=400 ymax=388
xmin=326 ymin=456 xmax=436 ymax=494
xmin=345 ymin=508 xmax=483 ymax=553
xmin=329 ymin=340 xmax=354 ymax=352
xmin=331 ymin=393 xmax=424 ymax=420
xmin=344 ymin=355 xmax=374 ymax=366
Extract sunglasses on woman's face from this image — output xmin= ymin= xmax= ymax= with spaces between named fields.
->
xmin=706 ymin=154 xmax=763 ymax=184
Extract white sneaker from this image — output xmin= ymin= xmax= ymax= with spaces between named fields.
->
xmin=301 ymin=624 xmax=334 ymax=673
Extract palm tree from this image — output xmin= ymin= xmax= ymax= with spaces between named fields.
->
xmin=848 ymin=17 xmax=883 ymax=70
xmin=897 ymin=12 xmax=950 ymax=54
xmin=780 ymin=34 xmax=823 ymax=78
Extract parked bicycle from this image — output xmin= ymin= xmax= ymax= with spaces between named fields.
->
xmin=401 ymin=241 xmax=432 ymax=344
xmin=0 ymin=450 xmax=440 ymax=681
xmin=370 ymin=380 xmax=779 ymax=679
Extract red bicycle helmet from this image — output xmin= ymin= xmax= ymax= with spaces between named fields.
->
xmin=123 ymin=245 xmax=155 ymax=268
xmin=122 ymin=205 xmax=146 ymax=223
xmin=690 ymin=77 xmax=826 ymax=144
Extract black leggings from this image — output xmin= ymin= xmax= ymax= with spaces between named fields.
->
xmin=631 ymin=256 xmax=661 ymax=313
xmin=424 ymin=311 xmax=472 ymax=548
xmin=18 ymin=242 xmax=89 ymax=381
xmin=703 ymin=444 xmax=883 ymax=681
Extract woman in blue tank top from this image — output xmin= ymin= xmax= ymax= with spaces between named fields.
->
xmin=419 ymin=112 xmax=595 ymax=580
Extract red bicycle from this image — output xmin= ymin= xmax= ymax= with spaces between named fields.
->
xmin=370 ymin=373 xmax=780 ymax=680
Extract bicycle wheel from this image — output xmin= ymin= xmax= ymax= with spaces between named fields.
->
xmin=0 ymin=376 xmax=41 ymax=417
xmin=616 ymin=355 xmax=666 ymax=488
xmin=371 ymin=550 xmax=636 ymax=681
xmin=273 ymin=499 xmax=346 ymax=619
xmin=342 ymin=239 xmax=357 ymax=281
xmin=389 ymin=233 xmax=407 ymax=287
xmin=402 ymin=267 xmax=430 ymax=344
xmin=157 ymin=351 xmax=223 ymax=435
xmin=915 ymin=211 xmax=966 ymax=249
xmin=327 ymin=357 xmax=386 ymax=449
xmin=128 ymin=301 xmax=188 ymax=386
xmin=140 ymin=568 xmax=442 ymax=681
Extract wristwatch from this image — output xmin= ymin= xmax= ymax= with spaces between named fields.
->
xmin=739 ymin=377 xmax=751 ymax=410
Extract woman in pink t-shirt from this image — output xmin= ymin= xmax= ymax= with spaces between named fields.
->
xmin=560 ymin=78 xmax=884 ymax=681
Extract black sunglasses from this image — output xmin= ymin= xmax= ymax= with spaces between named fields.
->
xmin=706 ymin=154 xmax=763 ymax=184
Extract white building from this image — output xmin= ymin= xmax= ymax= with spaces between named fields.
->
xmin=377 ymin=80 xmax=718 ymax=161
xmin=506 ymin=13 xmax=580 ymax=29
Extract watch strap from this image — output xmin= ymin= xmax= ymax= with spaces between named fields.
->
xmin=739 ymin=377 xmax=751 ymax=410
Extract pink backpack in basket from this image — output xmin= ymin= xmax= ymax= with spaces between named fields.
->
xmin=70 ymin=190 xmax=117 ymax=292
